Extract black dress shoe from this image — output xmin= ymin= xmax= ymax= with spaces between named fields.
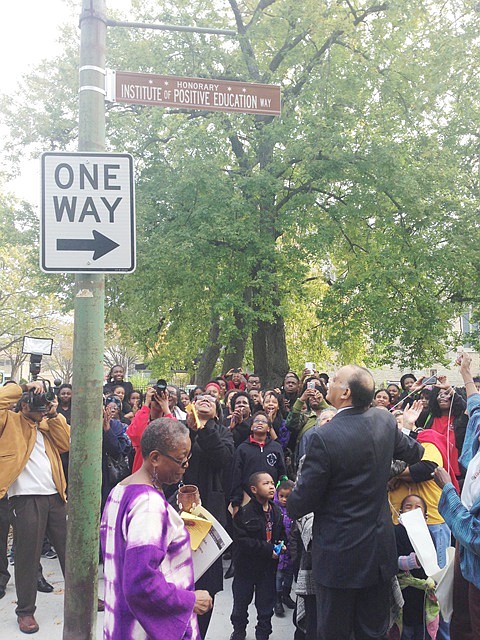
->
xmin=37 ymin=575 xmax=54 ymax=593
xmin=282 ymin=592 xmax=296 ymax=609
xmin=224 ymin=561 xmax=234 ymax=579
xmin=0 ymin=585 xmax=5 ymax=599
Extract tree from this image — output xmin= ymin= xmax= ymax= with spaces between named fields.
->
xmin=104 ymin=340 xmax=140 ymax=379
xmin=2 ymin=0 xmax=480 ymax=382
xmin=44 ymin=318 xmax=75 ymax=383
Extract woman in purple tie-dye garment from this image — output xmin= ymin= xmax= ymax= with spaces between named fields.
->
xmin=100 ymin=418 xmax=213 ymax=640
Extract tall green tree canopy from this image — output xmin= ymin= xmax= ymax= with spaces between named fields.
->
xmin=1 ymin=0 xmax=479 ymax=384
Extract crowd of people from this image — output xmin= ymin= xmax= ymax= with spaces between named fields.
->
xmin=1 ymin=356 xmax=479 ymax=640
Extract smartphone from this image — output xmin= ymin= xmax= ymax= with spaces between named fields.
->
xmin=305 ymin=362 xmax=316 ymax=373
xmin=307 ymin=381 xmax=316 ymax=390
xmin=423 ymin=376 xmax=438 ymax=386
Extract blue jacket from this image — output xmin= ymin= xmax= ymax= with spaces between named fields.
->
xmin=439 ymin=393 xmax=480 ymax=589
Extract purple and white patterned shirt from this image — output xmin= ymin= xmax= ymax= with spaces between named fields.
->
xmin=100 ymin=484 xmax=199 ymax=640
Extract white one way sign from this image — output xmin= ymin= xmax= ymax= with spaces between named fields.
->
xmin=41 ymin=152 xmax=135 ymax=273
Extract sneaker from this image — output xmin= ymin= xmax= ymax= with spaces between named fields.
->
xmin=8 ymin=554 xmax=14 ymax=565
xmin=41 ymin=549 xmax=57 ymax=560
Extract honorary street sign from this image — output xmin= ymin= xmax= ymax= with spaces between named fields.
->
xmin=41 ymin=152 xmax=135 ymax=273
xmin=106 ymin=71 xmax=281 ymax=116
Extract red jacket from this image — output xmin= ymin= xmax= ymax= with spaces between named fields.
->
xmin=126 ymin=406 xmax=174 ymax=472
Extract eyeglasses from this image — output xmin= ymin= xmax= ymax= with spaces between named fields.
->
xmin=159 ymin=451 xmax=193 ymax=468
xmin=195 ymin=395 xmax=216 ymax=403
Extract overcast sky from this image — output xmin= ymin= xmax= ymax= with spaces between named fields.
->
xmin=1 ymin=1 xmax=133 ymax=204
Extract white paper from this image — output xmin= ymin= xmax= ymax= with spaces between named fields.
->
xmin=398 ymin=508 xmax=441 ymax=575
xmin=431 ymin=546 xmax=455 ymax=622
xmin=190 ymin=505 xmax=232 ymax=582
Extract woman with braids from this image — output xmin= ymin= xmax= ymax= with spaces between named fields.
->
xmin=103 ymin=364 xmax=133 ymax=398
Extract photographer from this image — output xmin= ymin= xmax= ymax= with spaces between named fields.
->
xmin=126 ymin=385 xmax=173 ymax=473
xmin=0 ymin=380 xmax=70 ymax=635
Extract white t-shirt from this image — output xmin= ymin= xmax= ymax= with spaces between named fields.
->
xmin=8 ymin=428 xmax=57 ymax=497
xmin=461 ymin=448 xmax=480 ymax=511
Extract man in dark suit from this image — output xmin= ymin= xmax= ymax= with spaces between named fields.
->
xmin=287 ymin=365 xmax=424 ymax=640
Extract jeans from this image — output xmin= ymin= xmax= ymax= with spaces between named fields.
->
xmin=450 ymin=544 xmax=480 ymax=640
xmin=429 ymin=522 xmax=451 ymax=640
xmin=231 ymin=568 xmax=276 ymax=640
xmin=276 ymin=565 xmax=294 ymax=593
xmin=429 ymin=523 xmax=451 ymax=569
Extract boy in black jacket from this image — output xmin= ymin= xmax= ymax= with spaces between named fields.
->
xmin=230 ymin=472 xmax=286 ymax=640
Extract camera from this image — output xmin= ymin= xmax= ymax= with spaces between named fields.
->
xmin=27 ymin=380 xmax=56 ymax=412
xmin=153 ymin=379 xmax=168 ymax=394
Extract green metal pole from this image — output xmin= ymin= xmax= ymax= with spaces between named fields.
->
xmin=63 ymin=1 xmax=106 ymax=639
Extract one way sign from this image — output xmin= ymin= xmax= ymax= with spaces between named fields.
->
xmin=41 ymin=152 xmax=135 ymax=273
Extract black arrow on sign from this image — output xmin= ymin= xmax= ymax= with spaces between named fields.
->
xmin=56 ymin=230 xmax=120 ymax=261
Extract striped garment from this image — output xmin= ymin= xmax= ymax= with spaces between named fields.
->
xmin=438 ymin=392 xmax=480 ymax=590
xmin=100 ymin=484 xmax=200 ymax=640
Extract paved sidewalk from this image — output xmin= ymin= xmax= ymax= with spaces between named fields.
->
xmin=0 ymin=558 xmax=296 ymax=639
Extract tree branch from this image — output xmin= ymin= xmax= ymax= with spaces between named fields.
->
xmin=228 ymin=0 xmax=263 ymax=81
xmin=247 ymin=0 xmax=278 ymax=30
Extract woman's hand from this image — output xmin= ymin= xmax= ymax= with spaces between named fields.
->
xmin=402 ymin=400 xmax=423 ymax=429
xmin=154 ymin=390 xmax=170 ymax=416
xmin=432 ymin=467 xmax=451 ymax=489
xmin=230 ymin=407 xmax=243 ymax=427
xmin=144 ymin=387 xmax=155 ymax=408
xmin=435 ymin=375 xmax=452 ymax=392
xmin=193 ymin=590 xmax=213 ymax=615
xmin=102 ymin=407 xmax=112 ymax=431
xmin=410 ymin=376 xmax=427 ymax=392
xmin=457 ymin=352 xmax=473 ymax=378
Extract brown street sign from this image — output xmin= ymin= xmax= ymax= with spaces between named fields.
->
xmin=106 ymin=71 xmax=281 ymax=116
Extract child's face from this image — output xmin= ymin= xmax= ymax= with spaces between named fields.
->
xmin=277 ymin=488 xmax=292 ymax=507
xmin=401 ymin=495 xmax=427 ymax=519
xmin=251 ymin=474 xmax=275 ymax=502
xmin=113 ymin=387 xmax=125 ymax=401
xmin=251 ymin=415 xmax=269 ymax=436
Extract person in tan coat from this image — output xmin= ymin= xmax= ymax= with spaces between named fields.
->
xmin=0 ymin=380 xmax=70 ymax=634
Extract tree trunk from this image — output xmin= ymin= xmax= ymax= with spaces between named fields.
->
xmin=222 ymin=289 xmax=252 ymax=373
xmin=263 ymin=313 xmax=289 ymax=388
xmin=194 ymin=319 xmax=221 ymax=386
xmin=222 ymin=310 xmax=247 ymax=373
xmin=252 ymin=310 xmax=289 ymax=389
xmin=252 ymin=321 xmax=268 ymax=383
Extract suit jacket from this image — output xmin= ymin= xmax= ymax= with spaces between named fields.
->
xmin=287 ymin=406 xmax=423 ymax=589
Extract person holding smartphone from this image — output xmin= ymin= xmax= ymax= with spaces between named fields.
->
xmin=127 ymin=386 xmax=173 ymax=473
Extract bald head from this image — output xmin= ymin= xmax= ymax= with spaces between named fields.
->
xmin=326 ymin=365 xmax=375 ymax=409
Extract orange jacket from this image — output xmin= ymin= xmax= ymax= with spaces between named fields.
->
xmin=0 ymin=383 xmax=70 ymax=501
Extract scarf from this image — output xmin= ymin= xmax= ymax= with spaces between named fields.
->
xmin=416 ymin=429 xmax=460 ymax=492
